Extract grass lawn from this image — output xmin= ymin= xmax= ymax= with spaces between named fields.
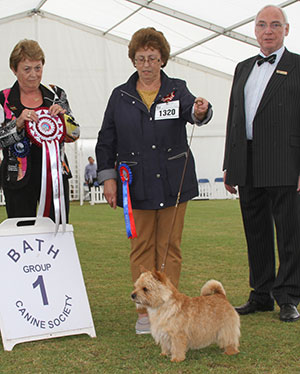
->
xmin=0 ymin=200 xmax=299 ymax=374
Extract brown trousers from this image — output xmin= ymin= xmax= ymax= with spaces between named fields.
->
xmin=130 ymin=202 xmax=188 ymax=291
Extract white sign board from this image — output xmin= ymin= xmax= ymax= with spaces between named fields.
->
xmin=0 ymin=217 xmax=96 ymax=351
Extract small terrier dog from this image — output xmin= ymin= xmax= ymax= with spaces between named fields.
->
xmin=131 ymin=268 xmax=240 ymax=362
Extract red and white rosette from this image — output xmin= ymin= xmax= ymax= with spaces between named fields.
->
xmin=25 ymin=107 xmax=67 ymax=232
xmin=26 ymin=107 xmax=65 ymax=146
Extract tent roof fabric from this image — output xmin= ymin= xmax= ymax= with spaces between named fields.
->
xmin=0 ymin=0 xmax=299 ymax=75
xmin=1 ymin=0 xmax=298 ymax=197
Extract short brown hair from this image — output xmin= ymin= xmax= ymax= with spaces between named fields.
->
xmin=10 ymin=39 xmax=45 ymax=71
xmin=128 ymin=27 xmax=170 ymax=68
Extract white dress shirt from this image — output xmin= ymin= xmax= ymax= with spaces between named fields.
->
xmin=244 ymin=46 xmax=285 ymax=140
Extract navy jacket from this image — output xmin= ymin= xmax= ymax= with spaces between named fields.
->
xmin=96 ymin=70 xmax=212 ymax=210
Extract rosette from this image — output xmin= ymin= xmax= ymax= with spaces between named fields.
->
xmin=118 ymin=163 xmax=137 ymax=239
xmin=25 ymin=107 xmax=65 ymax=146
xmin=10 ymin=137 xmax=30 ymax=158
xmin=25 ymin=107 xmax=67 ymax=232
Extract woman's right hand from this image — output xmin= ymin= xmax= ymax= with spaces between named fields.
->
xmin=16 ymin=109 xmax=38 ymax=131
xmin=104 ymin=179 xmax=117 ymax=209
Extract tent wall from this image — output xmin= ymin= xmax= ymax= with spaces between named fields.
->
xmin=0 ymin=14 xmax=233 ymax=200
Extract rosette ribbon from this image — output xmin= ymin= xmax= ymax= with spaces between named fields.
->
xmin=9 ymin=138 xmax=31 ymax=181
xmin=118 ymin=163 xmax=137 ymax=239
xmin=25 ymin=108 xmax=66 ymax=233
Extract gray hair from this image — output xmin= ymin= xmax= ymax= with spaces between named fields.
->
xmin=255 ymin=5 xmax=288 ymax=24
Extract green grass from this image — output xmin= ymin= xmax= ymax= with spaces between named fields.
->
xmin=0 ymin=200 xmax=299 ymax=374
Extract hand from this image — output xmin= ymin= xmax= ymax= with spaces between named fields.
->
xmin=16 ymin=109 xmax=39 ymax=130
xmin=193 ymin=97 xmax=209 ymax=121
xmin=297 ymin=175 xmax=300 ymax=193
xmin=48 ymin=104 xmax=66 ymax=117
xmin=104 ymin=179 xmax=117 ymax=209
xmin=223 ymin=171 xmax=237 ymax=194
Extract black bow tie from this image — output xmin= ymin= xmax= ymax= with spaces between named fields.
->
xmin=257 ymin=54 xmax=276 ymax=66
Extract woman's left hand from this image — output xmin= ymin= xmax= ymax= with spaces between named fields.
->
xmin=193 ymin=97 xmax=209 ymax=121
xmin=48 ymin=104 xmax=66 ymax=117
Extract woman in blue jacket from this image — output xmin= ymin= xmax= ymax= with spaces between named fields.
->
xmin=96 ymin=27 xmax=212 ymax=334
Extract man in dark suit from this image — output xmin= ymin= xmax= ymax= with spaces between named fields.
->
xmin=223 ymin=5 xmax=300 ymax=322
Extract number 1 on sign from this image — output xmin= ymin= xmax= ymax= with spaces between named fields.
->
xmin=33 ymin=275 xmax=49 ymax=306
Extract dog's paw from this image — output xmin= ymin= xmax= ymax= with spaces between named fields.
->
xmin=160 ymin=352 xmax=168 ymax=357
xmin=224 ymin=346 xmax=239 ymax=355
xmin=171 ymin=356 xmax=185 ymax=362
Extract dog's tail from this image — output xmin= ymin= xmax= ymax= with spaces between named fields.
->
xmin=200 ymin=280 xmax=226 ymax=296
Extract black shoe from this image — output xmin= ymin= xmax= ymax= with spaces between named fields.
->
xmin=279 ymin=304 xmax=300 ymax=322
xmin=235 ymin=300 xmax=274 ymax=315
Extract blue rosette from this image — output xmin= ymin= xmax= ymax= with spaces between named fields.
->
xmin=10 ymin=137 xmax=30 ymax=158
xmin=118 ymin=163 xmax=137 ymax=239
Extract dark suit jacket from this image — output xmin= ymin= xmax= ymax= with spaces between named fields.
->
xmin=223 ymin=48 xmax=300 ymax=187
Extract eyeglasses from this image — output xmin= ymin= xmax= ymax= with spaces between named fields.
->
xmin=134 ymin=55 xmax=161 ymax=66
xmin=256 ymin=21 xmax=285 ymax=30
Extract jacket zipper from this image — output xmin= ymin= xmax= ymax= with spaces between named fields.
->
xmin=120 ymin=89 xmax=165 ymax=113
xmin=120 ymin=89 xmax=149 ymax=112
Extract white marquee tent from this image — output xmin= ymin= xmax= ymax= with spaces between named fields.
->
xmin=0 ymin=0 xmax=299 ymax=201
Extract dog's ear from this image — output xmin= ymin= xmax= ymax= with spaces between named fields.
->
xmin=152 ymin=269 xmax=167 ymax=283
xmin=139 ymin=265 xmax=148 ymax=273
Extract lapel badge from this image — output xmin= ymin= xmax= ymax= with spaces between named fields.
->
xmin=162 ymin=91 xmax=175 ymax=102
xmin=276 ymin=70 xmax=288 ymax=75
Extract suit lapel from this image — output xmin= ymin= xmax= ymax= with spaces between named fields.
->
xmin=256 ymin=49 xmax=295 ymax=115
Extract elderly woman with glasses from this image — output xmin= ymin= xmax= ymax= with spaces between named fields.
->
xmin=96 ymin=27 xmax=213 ymax=334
